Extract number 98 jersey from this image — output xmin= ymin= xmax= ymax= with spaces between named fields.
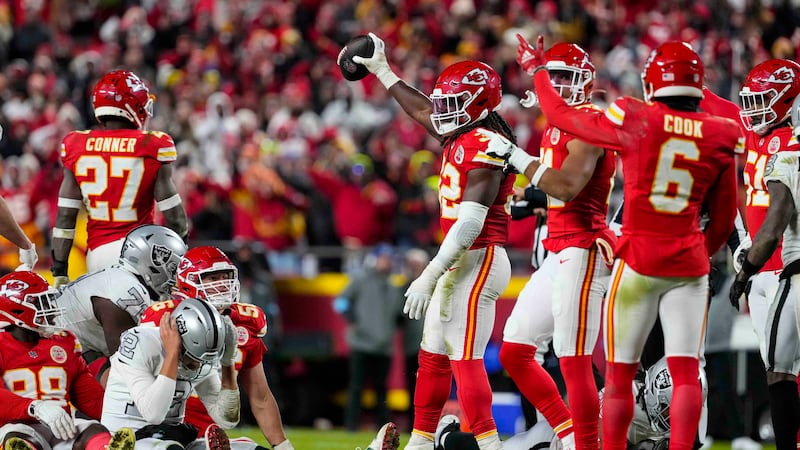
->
xmin=60 ymin=129 xmax=177 ymax=251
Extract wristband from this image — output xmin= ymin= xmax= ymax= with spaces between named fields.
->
xmin=530 ymin=164 xmax=549 ymax=188
xmin=376 ymin=69 xmax=401 ymax=89
xmin=52 ymin=227 xmax=76 ymax=239
xmin=156 ymin=194 xmax=183 ymax=211
xmin=57 ymin=197 xmax=82 ymax=209
xmin=741 ymin=257 xmax=763 ymax=277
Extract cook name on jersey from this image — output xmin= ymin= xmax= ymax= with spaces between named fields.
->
xmin=539 ymin=104 xmax=616 ymax=252
xmin=438 ymin=128 xmax=514 ymax=249
xmin=60 ymin=129 xmax=178 ymax=249
xmin=743 ymin=127 xmax=798 ymax=272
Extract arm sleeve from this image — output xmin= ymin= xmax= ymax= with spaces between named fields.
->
xmin=534 ymin=69 xmax=624 ymax=151
xmin=69 ymin=359 xmax=105 ymax=420
xmin=703 ymin=159 xmax=738 ymax=256
xmin=195 ymin=374 xmax=240 ymax=429
xmin=114 ymin=330 xmax=176 ymax=424
xmin=430 ymin=201 xmax=489 ymax=270
xmin=0 ymin=388 xmax=34 ymax=421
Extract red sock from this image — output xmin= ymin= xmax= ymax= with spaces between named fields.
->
xmin=412 ymin=350 xmax=453 ymax=436
xmin=85 ymin=433 xmax=112 ymax=450
xmin=499 ymin=342 xmax=573 ymax=438
xmin=561 ymin=355 xmax=599 ymax=450
xmin=451 ymin=359 xmax=497 ymax=437
xmin=667 ymin=357 xmax=702 ymax=450
xmin=602 ymin=362 xmax=638 ymax=450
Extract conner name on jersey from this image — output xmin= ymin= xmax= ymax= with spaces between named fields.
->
xmin=85 ymin=137 xmax=138 ymax=153
xmin=663 ymin=114 xmax=703 ymax=138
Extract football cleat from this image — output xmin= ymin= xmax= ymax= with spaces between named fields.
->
xmin=204 ymin=424 xmax=231 ymax=450
xmin=434 ymin=415 xmax=461 ymax=450
xmin=108 ymin=428 xmax=136 ymax=450
xmin=365 ymin=422 xmax=400 ymax=450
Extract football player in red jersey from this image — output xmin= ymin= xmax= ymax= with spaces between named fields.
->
xmin=351 ymin=34 xmax=514 ymax=450
xmin=140 ymin=246 xmax=293 ymax=450
xmin=496 ymin=37 xmax=739 ymax=450
xmin=51 ymin=70 xmax=188 ymax=287
xmin=0 ymin=270 xmax=135 ymax=450
xmin=478 ymin=42 xmax=618 ymax=450
xmin=718 ymin=60 xmax=800 ymax=450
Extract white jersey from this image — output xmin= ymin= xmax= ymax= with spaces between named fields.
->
xmin=55 ymin=265 xmax=152 ymax=355
xmin=101 ymin=326 xmax=225 ymax=432
xmin=764 ymin=150 xmax=800 ymax=265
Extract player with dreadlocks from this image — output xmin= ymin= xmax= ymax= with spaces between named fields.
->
xmin=348 ymin=33 xmax=515 ymax=450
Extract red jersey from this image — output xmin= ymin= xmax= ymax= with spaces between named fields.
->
xmin=140 ymin=298 xmax=268 ymax=434
xmin=539 ymin=104 xmax=616 ymax=253
xmin=438 ymin=128 xmax=514 ymax=248
xmin=741 ymin=128 xmax=799 ymax=272
xmin=60 ymin=129 xmax=178 ymax=250
xmin=535 ymin=70 xmax=740 ymax=276
xmin=0 ymin=330 xmax=104 ymax=423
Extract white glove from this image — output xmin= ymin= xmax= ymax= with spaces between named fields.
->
xmin=18 ymin=243 xmax=37 ymax=270
xmin=30 ymin=400 xmax=75 ymax=440
xmin=475 ymin=128 xmax=536 ymax=172
xmin=53 ymin=276 xmax=70 ymax=290
xmin=403 ymin=261 xmax=445 ymax=320
xmin=519 ymin=90 xmax=538 ymax=108
xmin=733 ymin=235 xmax=753 ymax=273
xmin=221 ymin=315 xmax=238 ymax=367
xmin=351 ymin=33 xmax=400 ymax=89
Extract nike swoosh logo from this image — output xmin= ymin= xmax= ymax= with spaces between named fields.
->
xmin=560 ymin=259 xmax=569 ymax=264
xmin=448 ymin=267 xmax=459 ymax=272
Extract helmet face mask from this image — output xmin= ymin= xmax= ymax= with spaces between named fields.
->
xmin=0 ymin=271 xmax=63 ymax=337
xmin=176 ymin=246 xmax=240 ymax=310
xmin=739 ymin=59 xmax=800 ymax=135
xmin=543 ymin=43 xmax=595 ymax=106
xmin=429 ymin=61 xmax=502 ymax=136
xmin=119 ymin=225 xmax=188 ymax=298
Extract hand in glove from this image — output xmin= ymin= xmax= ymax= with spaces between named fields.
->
xmin=18 ymin=243 xmax=37 ymax=271
xmin=729 ymin=271 xmax=751 ymax=311
xmin=221 ymin=314 xmax=238 ymax=367
xmin=516 ymin=34 xmax=547 ymax=75
xmin=351 ymin=33 xmax=400 ymax=88
xmin=30 ymin=400 xmax=75 ymax=440
xmin=475 ymin=128 xmax=536 ymax=174
xmin=732 ymin=235 xmax=752 ymax=273
xmin=404 ymin=261 xmax=445 ymax=320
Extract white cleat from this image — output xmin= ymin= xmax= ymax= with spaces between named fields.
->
xmin=365 ymin=422 xmax=400 ymax=450
xmin=434 ymin=415 xmax=461 ymax=450
xmin=204 ymin=424 xmax=231 ymax=450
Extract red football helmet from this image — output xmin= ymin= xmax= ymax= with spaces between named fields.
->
xmin=545 ymin=43 xmax=595 ymax=105
xmin=641 ymin=41 xmax=704 ymax=102
xmin=739 ymin=59 xmax=800 ymax=135
xmin=430 ymin=60 xmax=502 ymax=136
xmin=92 ymin=70 xmax=155 ymax=129
xmin=176 ymin=246 xmax=240 ymax=309
xmin=0 ymin=271 xmax=62 ymax=336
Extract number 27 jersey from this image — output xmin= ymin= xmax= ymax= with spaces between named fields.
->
xmin=60 ymin=129 xmax=177 ymax=250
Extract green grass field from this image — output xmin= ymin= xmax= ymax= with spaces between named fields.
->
xmin=230 ymin=427 xmax=776 ymax=450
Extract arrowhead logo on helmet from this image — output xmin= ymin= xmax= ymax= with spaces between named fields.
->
xmin=462 ymin=68 xmax=490 ymax=86
xmin=768 ymin=66 xmax=796 ymax=83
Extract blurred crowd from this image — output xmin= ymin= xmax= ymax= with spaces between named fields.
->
xmin=0 ymin=0 xmax=797 ymax=274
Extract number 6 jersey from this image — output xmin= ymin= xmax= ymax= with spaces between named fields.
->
xmin=60 ymin=129 xmax=177 ymax=251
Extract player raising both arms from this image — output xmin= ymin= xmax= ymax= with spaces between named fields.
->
xmin=484 ymin=37 xmax=739 ymax=450
xmin=478 ymin=41 xmax=618 ymax=450
xmin=0 ymin=270 xmax=135 ymax=450
xmin=52 ymin=70 xmax=188 ymax=287
xmin=140 ymin=246 xmax=294 ymax=450
xmin=703 ymin=59 xmax=800 ymax=450
xmin=350 ymin=33 xmax=514 ymax=450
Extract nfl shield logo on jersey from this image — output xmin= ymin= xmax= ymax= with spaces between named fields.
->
xmin=151 ymin=245 xmax=172 ymax=267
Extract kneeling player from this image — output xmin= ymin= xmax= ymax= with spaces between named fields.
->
xmin=0 ymin=270 xmax=135 ymax=450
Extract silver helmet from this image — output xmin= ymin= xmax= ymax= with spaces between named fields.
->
xmin=172 ymin=297 xmax=226 ymax=380
xmin=643 ymin=357 xmax=708 ymax=434
xmin=119 ymin=225 xmax=188 ymax=298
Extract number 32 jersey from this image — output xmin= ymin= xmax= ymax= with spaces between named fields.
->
xmin=60 ymin=129 xmax=177 ymax=250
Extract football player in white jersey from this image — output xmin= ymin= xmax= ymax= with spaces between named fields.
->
xmin=55 ymin=224 xmax=187 ymax=383
xmin=102 ymin=297 xmax=239 ymax=450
